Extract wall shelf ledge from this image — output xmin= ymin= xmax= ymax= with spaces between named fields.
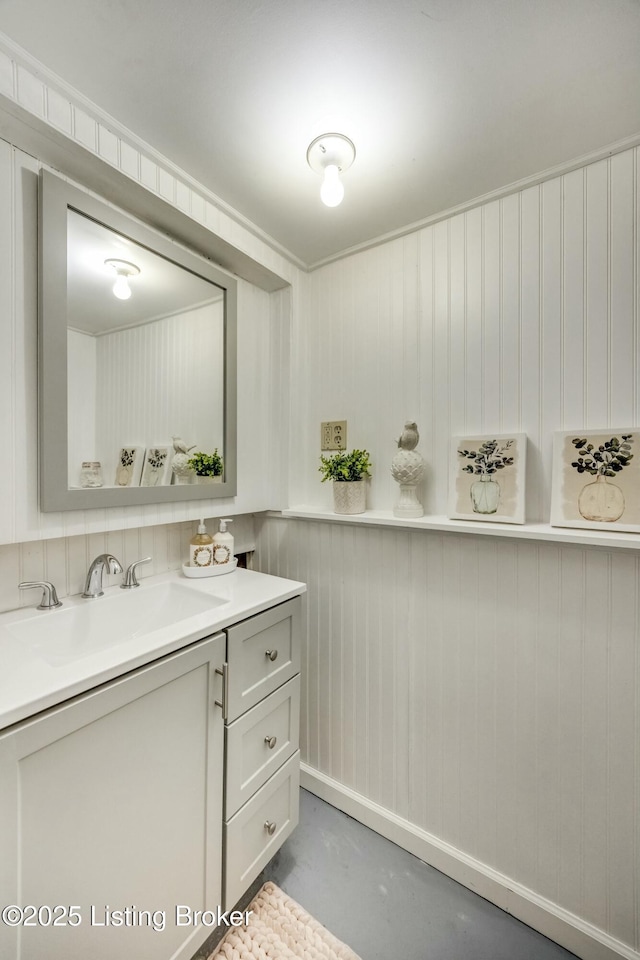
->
xmin=275 ymin=507 xmax=640 ymax=551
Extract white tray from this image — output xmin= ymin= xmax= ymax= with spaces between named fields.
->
xmin=182 ymin=557 xmax=238 ymax=578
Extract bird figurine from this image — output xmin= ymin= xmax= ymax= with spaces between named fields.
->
xmin=172 ymin=436 xmax=196 ymax=455
xmin=396 ymin=421 xmax=419 ymax=450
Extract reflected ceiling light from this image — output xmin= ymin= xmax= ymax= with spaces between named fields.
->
xmin=104 ymin=258 xmax=140 ymax=300
xmin=306 ymin=133 xmax=355 ymax=208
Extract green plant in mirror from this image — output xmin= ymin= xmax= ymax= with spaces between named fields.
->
xmin=188 ymin=449 xmax=224 ymax=477
xmin=319 ymin=449 xmax=372 ymax=482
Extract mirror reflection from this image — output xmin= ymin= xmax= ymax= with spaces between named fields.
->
xmin=66 ymin=210 xmax=224 ymax=492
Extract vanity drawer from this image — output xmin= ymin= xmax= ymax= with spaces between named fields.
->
xmin=225 ymin=676 xmax=300 ymax=818
xmin=226 ymin=597 xmax=300 ymax=722
xmin=224 ymin=750 xmax=300 ymax=910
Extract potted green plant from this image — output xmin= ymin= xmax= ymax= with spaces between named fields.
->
xmin=188 ymin=448 xmax=224 ymax=484
xmin=319 ymin=449 xmax=372 ymax=515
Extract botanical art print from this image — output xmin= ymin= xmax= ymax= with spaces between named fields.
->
xmin=449 ymin=434 xmax=527 ymax=524
xmin=551 ymin=430 xmax=640 ymax=532
xmin=140 ymin=446 xmax=173 ymax=487
xmin=114 ymin=446 xmax=144 ymax=487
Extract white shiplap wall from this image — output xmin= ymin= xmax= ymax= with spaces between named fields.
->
xmin=0 ymin=140 xmax=290 ymax=544
xmin=289 ymin=148 xmax=639 ymax=522
xmin=93 ymin=302 xmax=224 ymax=486
xmin=0 ymin=35 xmax=299 ymax=548
xmin=1 ymin=29 xmax=638 ymax=960
xmin=0 ymin=36 xmax=302 ymax=283
xmin=67 ymin=330 xmax=97 ymax=478
xmin=256 ymin=146 xmax=640 ymax=960
xmin=0 ymin=512 xmax=257 ymax=615
xmin=256 ymin=516 xmax=640 ymax=960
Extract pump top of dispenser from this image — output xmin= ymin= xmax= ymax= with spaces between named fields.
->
xmin=218 ymin=518 xmax=233 ymax=532
xmin=197 ymin=518 xmax=207 ymax=534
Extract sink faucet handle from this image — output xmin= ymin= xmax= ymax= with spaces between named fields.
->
xmin=121 ymin=556 xmax=152 ymax=589
xmin=18 ymin=581 xmax=63 ymax=610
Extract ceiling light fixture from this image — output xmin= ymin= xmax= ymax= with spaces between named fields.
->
xmin=104 ymin=258 xmax=140 ymax=300
xmin=306 ymin=133 xmax=356 ymax=208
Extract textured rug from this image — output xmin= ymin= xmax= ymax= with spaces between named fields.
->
xmin=209 ymin=881 xmax=362 ymax=960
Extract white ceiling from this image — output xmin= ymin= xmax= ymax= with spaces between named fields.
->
xmin=67 ymin=210 xmax=223 ymax=336
xmin=1 ymin=0 xmax=639 ymax=266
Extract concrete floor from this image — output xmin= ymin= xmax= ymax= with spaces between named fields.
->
xmin=257 ymin=788 xmax=579 ymax=960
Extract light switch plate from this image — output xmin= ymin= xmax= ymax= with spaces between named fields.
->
xmin=321 ymin=421 xmax=347 ymax=450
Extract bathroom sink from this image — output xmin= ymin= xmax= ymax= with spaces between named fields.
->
xmin=7 ymin=582 xmax=226 ymax=667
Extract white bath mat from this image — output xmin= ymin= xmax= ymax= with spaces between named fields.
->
xmin=209 ymin=881 xmax=362 ymax=960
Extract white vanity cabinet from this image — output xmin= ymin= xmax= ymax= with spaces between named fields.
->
xmin=0 ymin=577 xmax=304 ymax=960
xmin=0 ymin=632 xmax=226 ymax=960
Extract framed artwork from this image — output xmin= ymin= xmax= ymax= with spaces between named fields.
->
xmin=449 ymin=433 xmax=527 ymax=524
xmin=140 ymin=446 xmax=172 ymax=487
xmin=114 ymin=446 xmax=144 ymax=487
xmin=551 ymin=430 xmax=640 ymax=532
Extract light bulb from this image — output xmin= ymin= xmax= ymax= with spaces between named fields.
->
xmin=320 ymin=164 xmax=344 ymax=207
xmin=112 ymin=273 xmax=132 ymax=300
xmin=104 ymin=259 xmax=139 ymax=299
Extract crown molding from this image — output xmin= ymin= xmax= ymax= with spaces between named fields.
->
xmin=308 ymin=131 xmax=640 ymax=271
xmin=0 ymin=32 xmax=306 ymax=282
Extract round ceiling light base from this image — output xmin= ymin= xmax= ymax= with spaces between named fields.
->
xmin=104 ymin=258 xmax=140 ymax=277
xmin=306 ymin=133 xmax=356 ymax=175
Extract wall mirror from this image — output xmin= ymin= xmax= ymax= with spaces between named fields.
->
xmin=38 ymin=170 xmax=237 ymax=511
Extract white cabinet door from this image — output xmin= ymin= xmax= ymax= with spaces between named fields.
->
xmin=0 ymin=633 xmax=225 ymax=960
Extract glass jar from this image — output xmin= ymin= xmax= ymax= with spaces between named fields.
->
xmin=80 ymin=461 xmax=103 ymax=488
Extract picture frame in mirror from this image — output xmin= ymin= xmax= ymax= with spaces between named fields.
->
xmin=114 ymin=446 xmax=145 ymax=487
xmin=140 ymin=446 xmax=173 ymax=487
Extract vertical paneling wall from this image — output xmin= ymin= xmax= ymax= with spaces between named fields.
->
xmin=67 ymin=330 xmax=97 ymax=478
xmin=0 ymin=37 xmax=298 ymax=548
xmin=257 ymin=146 xmax=640 ymax=956
xmin=0 ymin=140 xmax=289 ymax=544
xmin=0 ymin=513 xmax=257 ymax=615
xmin=256 ymin=516 xmax=640 ymax=956
xmin=94 ymin=302 xmax=224 ymax=485
xmin=290 ymin=148 xmax=639 ymax=521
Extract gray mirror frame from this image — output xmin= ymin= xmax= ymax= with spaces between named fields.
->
xmin=38 ymin=169 xmax=237 ymax=511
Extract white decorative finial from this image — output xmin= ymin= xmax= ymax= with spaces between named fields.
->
xmin=391 ymin=421 xmax=425 ymax=518
xmin=171 ymin=437 xmax=196 ymax=485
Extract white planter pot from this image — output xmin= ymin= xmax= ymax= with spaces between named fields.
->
xmin=195 ymin=475 xmax=223 ymax=484
xmin=332 ymin=479 xmax=366 ymax=515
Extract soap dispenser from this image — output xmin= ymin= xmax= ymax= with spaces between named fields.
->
xmin=212 ymin=518 xmax=234 ymax=566
xmin=190 ymin=518 xmax=213 ymax=567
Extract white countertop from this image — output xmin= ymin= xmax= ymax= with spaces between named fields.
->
xmin=0 ymin=567 xmax=306 ymax=732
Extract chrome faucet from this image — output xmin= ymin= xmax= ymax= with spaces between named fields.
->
xmin=82 ymin=554 xmax=123 ymax=599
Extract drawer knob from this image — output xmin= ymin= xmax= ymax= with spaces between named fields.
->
xmin=264 ymin=820 xmax=277 ymax=836
xmin=265 ymin=649 xmax=278 ymax=662
xmin=264 ymin=735 xmax=277 ymax=749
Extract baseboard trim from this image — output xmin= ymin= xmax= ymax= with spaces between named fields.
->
xmin=300 ymin=763 xmax=639 ymax=960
